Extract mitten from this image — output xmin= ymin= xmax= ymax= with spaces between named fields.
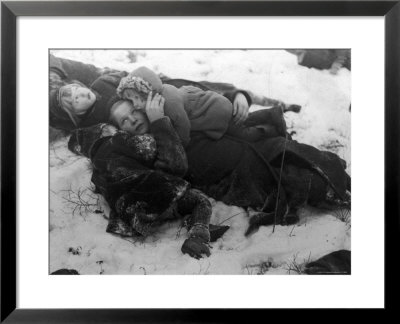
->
xmin=181 ymin=223 xmax=211 ymax=259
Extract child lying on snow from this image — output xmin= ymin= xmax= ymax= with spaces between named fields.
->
xmin=49 ymin=72 xmax=124 ymax=131
xmin=50 ymin=67 xmax=291 ymax=145
xmin=49 ymin=53 xmax=301 ymax=137
xmin=116 ymin=66 xmax=289 ymax=145
xmin=68 ymin=99 xmax=228 ymax=259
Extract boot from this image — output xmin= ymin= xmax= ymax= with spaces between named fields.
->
xmin=209 ymin=224 xmax=230 ymax=242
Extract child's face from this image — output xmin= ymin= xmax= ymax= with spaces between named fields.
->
xmin=61 ymin=84 xmax=96 ymax=115
xmin=112 ymin=101 xmax=150 ymax=135
xmin=69 ymin=85 xmax=96 ymax=114
xmin=122 ymin=89 xmax=146 ymax=110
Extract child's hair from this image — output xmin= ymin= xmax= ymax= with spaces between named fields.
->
xmin=120 ymin=88 xmax=147 ymax=102
xmin=109 ymin=100 xmax=134 ymax=127
xmin=49 ymin=80 xmax=87 ymax=127
xmin=117 ymin=75 xmax=153 ymax=100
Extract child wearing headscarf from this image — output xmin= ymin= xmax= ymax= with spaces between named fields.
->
xmin=49 ymin=71 xmax=128 ymax=131
xmin=117 ymin=66 xmax=288 ymax=147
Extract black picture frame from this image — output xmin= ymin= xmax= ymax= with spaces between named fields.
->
xmin=1 ymin=0 xmax=399 ymax=322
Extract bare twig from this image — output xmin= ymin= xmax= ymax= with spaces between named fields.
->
xmin=333 ymin=208 xmax=351 ymax=227
xmin=273 ymin=132 xmax=288 ymax=233
xmin=245 ymin=265 xmax=252 ymax=275
xmin=284 ymin=252 xmax=311 ymax=275
xmin=289 ymin=225 xmax=296 ymax=237
xmin=245 ymin=259 xmax=274 ymax=275
xmin=217 ymin=210 xmax=248 ymax=225
xmin=175 ymin=218 xmax=189 ymax=239
xmin=58 ymin=186 xmax=101 ymax=219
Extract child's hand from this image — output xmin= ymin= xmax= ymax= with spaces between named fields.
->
xmin=233 ymin=92 xmax=249 ymax=124
xmin=181 ymin=237 xmax=211 ymax=259
xmin=145 ymin=92 xmax=165 ymax=123
xmin=101 ymin=124 xmax=118 ymax=137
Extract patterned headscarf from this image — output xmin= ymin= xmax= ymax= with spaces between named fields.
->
xmin=117 ymin=75 xmax=153 ymax=98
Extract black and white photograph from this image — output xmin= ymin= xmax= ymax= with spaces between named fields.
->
xmin=49 ymin=49 xmax=351 ymax=275
xmin=3 ymin=0 xmax=398 ymax=317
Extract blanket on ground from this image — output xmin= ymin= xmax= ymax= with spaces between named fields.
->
xmin=185 ymin=133 xmax=350 ymax=222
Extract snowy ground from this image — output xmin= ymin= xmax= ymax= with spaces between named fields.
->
xmin=50 ymin=50 xmax=351 ymax=275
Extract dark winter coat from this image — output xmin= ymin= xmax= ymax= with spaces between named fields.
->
xmin=50 ymin=54 xmax=103 ymax=87
xmin=185 ymin=132 xmax=350 ymax=222
xmin=68 ymin=117 xmax=191 ymax=236
xmin=226 ymin=106 xmax=288 ymax=141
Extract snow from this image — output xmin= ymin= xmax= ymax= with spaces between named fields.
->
xmin=50 ymin=50 xmax=351 ymax=274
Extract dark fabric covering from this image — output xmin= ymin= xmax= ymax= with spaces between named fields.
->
xmin=50 ymin=269 xmax=80 ymax=275
xmin=253 ymin=137 xmax=348 ymax=206
xmin=185 ymin=133 xmax=288 ymax=224
xmin=185 ymin=132 xmax=349 ymax=217
xmin=50 ymin=54 xmax=103 ymax=87
xmin=305 ymin=250 xmax=351 ymax=275
xmin=226 ymin=106 xmax=288 ymax=141
xmin=68 ymin=118 xmax=213 ymax=238
xmin=295 ymin=49 xmax=351 ymax=71
xmin=161 ymin=77 xmax=235 ymax=93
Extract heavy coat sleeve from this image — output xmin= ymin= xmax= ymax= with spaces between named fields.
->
xmin=161 ymin=84 xmax=191 ymax=147
xmin=49 ymin=54 xmax=103 ymax=87
xmin=150 ymin=117 xmax=188 ymax=177
xmin=110 ymin=117 xmax=188 ymax=177
xmin=91 ymin=71 xmax=128 ymax=92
